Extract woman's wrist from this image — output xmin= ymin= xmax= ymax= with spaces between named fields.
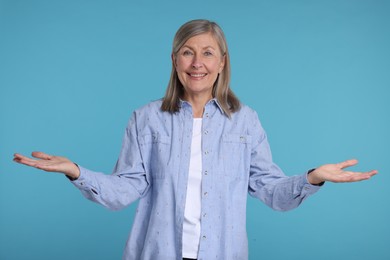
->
xmin=66 ymin=163 xmax=80 ymax=180
xmin=307 ymin=169 xmax=325 ymax=186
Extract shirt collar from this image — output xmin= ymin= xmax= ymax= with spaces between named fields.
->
xmin=179 ymin=98 xmax=225 ymax=115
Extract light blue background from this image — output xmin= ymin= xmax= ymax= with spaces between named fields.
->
xmin=1 ymin=0 xmax=389 ymax=259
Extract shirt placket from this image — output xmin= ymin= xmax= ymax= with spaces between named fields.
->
xmin=176 ymin=104 xmax=195 ymax=258
xmin=197 ymin=103 xmax=215 ymax=259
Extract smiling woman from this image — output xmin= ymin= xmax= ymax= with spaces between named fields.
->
xmin=13 ymin=19 xmax=378 ymax=260
xmin=161 ymin=19 xmax=240 ymax=118
xmin=174 ymin=33 xmax=225 ymax=114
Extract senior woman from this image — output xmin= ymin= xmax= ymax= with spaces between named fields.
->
xmin=14 ymin=19 xmax=377 ymax=260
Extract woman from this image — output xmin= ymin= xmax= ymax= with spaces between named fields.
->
xmin=13 ymin=19 xmax=377 ymax=260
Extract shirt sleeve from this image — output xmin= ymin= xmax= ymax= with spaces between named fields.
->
xmin=247 ymin=110 xmax=321 ymax=211
xmin=70 ymin=112 xmax=150 ymax=211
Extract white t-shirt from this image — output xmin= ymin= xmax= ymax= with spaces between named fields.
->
xmin=182 ymin=118 xmax=203 ymax=258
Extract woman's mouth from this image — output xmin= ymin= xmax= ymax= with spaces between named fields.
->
xmin=187 ymin=73 xmax=207 ymax=79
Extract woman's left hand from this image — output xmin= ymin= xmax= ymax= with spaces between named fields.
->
xmin=307 ymin=159 xmax=378 ymax=185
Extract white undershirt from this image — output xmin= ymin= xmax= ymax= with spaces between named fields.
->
xmin=182 ymin=118 xmax=203 ymax=258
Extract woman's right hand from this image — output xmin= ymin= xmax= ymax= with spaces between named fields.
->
xmin=13 ymin=151 xmax=80 ymax=179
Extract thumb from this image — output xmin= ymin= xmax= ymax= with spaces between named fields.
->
xmin=336 ymin=159 xmax=358 ymax=169
xmin=31 ymin=151 xmax=53 ymax=160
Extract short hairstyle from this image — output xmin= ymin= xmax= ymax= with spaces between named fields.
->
xmin=161 ymin=19 xmax=240 ymax=117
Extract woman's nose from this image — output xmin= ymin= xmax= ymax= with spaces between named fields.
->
xmin=191 ymin=54 xmax=203 ymax=69
xmin=192 ymin=63 xmax=202 ymax=69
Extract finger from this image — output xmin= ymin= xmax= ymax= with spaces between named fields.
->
xmin=31 ymin=151 xmax=53 ymax=160
xmin=14 ymin=156 xmax=58 ymax=171
xmin=14 ymin=153 xmax=31 ymax=161
xmin=350 ymin=172 xmax=375 ymax=182
xmin=336 ymin=159 xmax=358 ymax=169
xmin=365 ymin=169 xmax=378 ymax=177
xmin=13 ymin=153 xmax=37 ymax=163
xmin=14 ymin=153 xmax=51 ymax=167
xmin=348 ymin=169 xmax=378 ymax=177
xmin=337 ymin=170 xmax=377 ymax=183
xmin=13 ymin=156 xmax=39 ymax=167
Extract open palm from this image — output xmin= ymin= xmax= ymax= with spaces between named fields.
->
xmin=13 ymin=151 xmax=80 ymax=179
xmin=308 ymin=159 xmax=377 ymax=185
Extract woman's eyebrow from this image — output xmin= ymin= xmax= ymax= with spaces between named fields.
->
xmin=181 ymin=45 xmax=216 ymax=50
xmin=181 ymin=45 xmax=194 ymax=50
xmin=203 ymin=45 xmax=216 ymax=50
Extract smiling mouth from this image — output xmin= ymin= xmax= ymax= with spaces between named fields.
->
xmin=187 ymin=73 xmax=207 ymax=78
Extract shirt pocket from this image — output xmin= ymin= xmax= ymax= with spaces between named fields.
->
xmin=139 ymin=133 xmax=171 ymax=179
xmin=221 ymin=134 xmax=252 ymax=180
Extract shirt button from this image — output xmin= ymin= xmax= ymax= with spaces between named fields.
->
xmin=204 ymin=150 xmax=209 ymax=155
xmin=204 ymin=130 xmax=208 ymax=135
xmin=204 ymin=192 xmax=208 ymax=196
xmin=204 ymin=170 xmax=208 ymax=175
xmin=202 ymin=235 xmax=207 ymax=239
xmin=203 ymin=213 xmax=207 ymax=217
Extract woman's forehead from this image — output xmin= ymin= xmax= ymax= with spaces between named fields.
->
xmin=181 ymin=33 xmax=221 ymax=51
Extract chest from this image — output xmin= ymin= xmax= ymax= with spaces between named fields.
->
xmin=137 ymin=112 xmax=253 ymax=182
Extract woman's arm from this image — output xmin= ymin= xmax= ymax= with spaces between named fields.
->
xmin=247 ymin=109 xmax=377 ymax=211
xmin=13 ymin=113 xmax=150 ymax=211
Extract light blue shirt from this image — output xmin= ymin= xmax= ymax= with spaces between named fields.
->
xmin=71 ymin=99 xmax=321 ymax=260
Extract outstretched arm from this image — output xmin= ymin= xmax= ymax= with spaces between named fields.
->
xmin=247 ymin=109 xmax=378 ymax=211
xmin=13 ymin=151 xmax=80 ymax=179
xmin=13 ymin=149 xmax=149 ymax=211
xmin=12 ymin=114 xmax=150 ymax=211
xmin=307 ymin=159 xmax=377 ymax=185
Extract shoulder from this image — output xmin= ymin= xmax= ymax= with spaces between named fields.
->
xmin=231 ymin=103 xmax=266 ymax=137
xmin=126 ymin=99 xmax=170 ymax=129
xmin=134 ymin=99 xmax=164 ymax=115
xmin=124 ymin=99 xmax=164 ymax=127
xmin=231 ymin=102 xmax=260 ymax=121
xmin=129 ymin=99 xmax=167 ymax=121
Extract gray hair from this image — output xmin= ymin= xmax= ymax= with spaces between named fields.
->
xmin=161 ymin=19 xmax=240 ymax=117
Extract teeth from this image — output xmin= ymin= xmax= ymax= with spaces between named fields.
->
xmin=190 ymin=73 xmax=206 ymax=77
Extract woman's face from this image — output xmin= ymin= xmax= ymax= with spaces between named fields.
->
xmin=174 ymin=33 xmax=225 ymax=100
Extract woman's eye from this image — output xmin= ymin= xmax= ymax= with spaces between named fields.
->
xmin=204 ymin=51 xmax=213 ymax=56
xmin=183 ymin=50 xmax=193 ymax=56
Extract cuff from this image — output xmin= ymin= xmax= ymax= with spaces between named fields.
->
xmin=301 ymin=172 xmax=322 ymax=195
xmin=67 ymin=165 xmax=98 ymax=193
xmin=306 ymin=168 xmax=325 ymax=187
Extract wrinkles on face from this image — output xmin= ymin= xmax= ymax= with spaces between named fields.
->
xmin=174 ymin=33 xmax=225 ymax=102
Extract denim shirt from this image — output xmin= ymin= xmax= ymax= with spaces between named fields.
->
xmin=71 ymin=99 xmax=321 ymax=260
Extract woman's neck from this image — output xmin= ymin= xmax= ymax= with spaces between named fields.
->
xmin=183 ymin=92 xmax=212 ymax=118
